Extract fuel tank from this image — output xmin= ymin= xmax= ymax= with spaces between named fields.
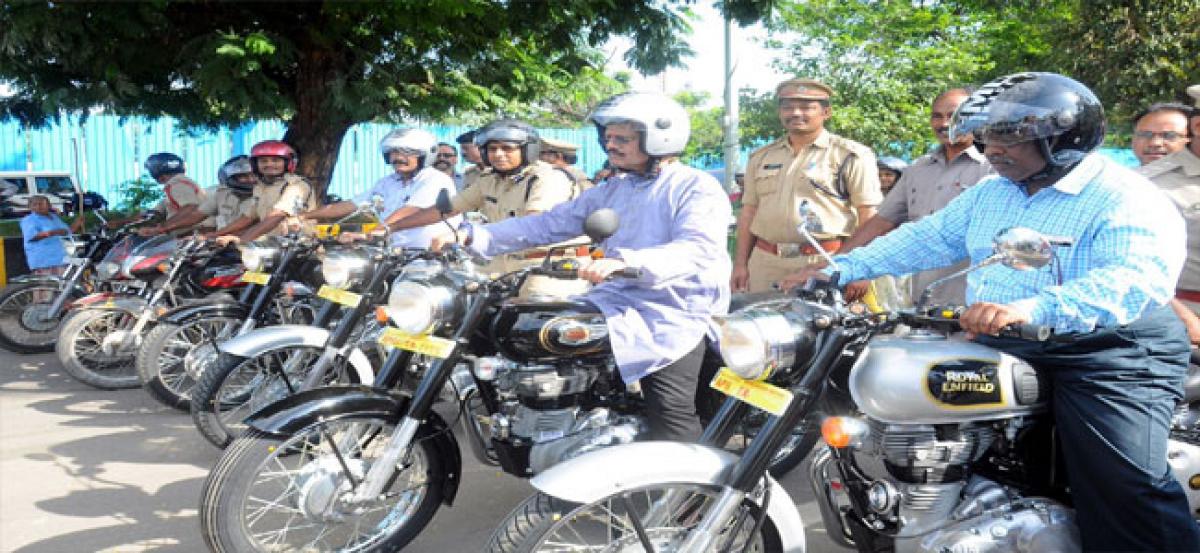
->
xmin=849 ymin=332 xmax=1048 ymax=424
xmin=490 ymin=298 xmax=611 ymax=363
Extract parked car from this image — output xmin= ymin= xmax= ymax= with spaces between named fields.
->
xmin=0 ymin=171 xmax=88 ymax=219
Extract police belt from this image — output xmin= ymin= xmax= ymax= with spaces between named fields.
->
xmin=514 ymin=246 xmax=591 ymax=260
xmin=1176 ymin=289 xmax=1200 ymax=303
xmin=755 ymin=237 xmax=842 ymax=258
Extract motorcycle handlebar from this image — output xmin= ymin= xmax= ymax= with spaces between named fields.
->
xmin=998 ymin=322 xmax=1053 ymax=341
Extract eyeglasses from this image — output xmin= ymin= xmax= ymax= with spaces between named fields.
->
xmin=436 ymin=152 xmax=457 ymax=158
xmin=1133 ymin=131 xmax=1187 ymax=142
xmin=603 ymin=134 xmax=636 ymax=145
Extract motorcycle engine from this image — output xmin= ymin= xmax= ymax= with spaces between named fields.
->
xmin=478 ymin=357 xmax=646 ymax=475
xmin=834 ymin=417 xmax=1082 ymax=552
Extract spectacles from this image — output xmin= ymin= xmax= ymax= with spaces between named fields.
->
xmin=1133 ymin=131 xmax=1187 ymax=142
xmin=603 ymin=134 xmax=636 ymax=145
xmin=436 ymin=152 xmax=457 ymax=158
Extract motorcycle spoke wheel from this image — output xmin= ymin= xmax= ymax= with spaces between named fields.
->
xmin=211 ymin=347 xmax=353 ymax=438
xmin=159 ymin=319 xmax=239 ymax=396
xmin=501 ymin=485 xmax=772 ymax=553
xmin=0 ymin=283 xmax=64 ymax=351
xmin=57 ymin=310 xmax=141 ymax=389
xmin=205 ymin=419 xmax=440 ymax=552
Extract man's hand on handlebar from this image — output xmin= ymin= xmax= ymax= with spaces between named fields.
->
xmin=959 ymin=302 xmax=1030 ymax=340
xmin=577 ymin=258 xmax=629 ymax=284
xmin=777 ymin=265 xmax=831 ymax=292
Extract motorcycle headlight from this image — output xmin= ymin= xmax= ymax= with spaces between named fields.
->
xmin=321 ymin=250 xmax=370 ymax=290
xmin=716 ymin=309 xmax=802 ymax=380
xmin=385 ymin=280 xmax=455 ymax=335
xmin=96 ymin=261 xmax=119 ymax=280
xmin=240 ymin=243 xmax=280 ymax=272
xmin=61 ymin=237 xmax=82 ymax=256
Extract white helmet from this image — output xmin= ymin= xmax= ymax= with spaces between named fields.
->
xmin=587 ymin=92 xmax=690 ymax=156
xmin=379 ymin=128 xmax=438 ymax=167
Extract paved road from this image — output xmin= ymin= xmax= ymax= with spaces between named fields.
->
xmin=0 ymin=351 xmax=843 ymax=552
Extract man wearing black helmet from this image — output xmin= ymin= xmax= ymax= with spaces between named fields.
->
xmin=387 ymin=119 xmax=582 ymax=298
xmin=153 ymin=155 xmax=259 ymax=235
xmin=109 ymin=152 xmax=206 ymax=234
xmin=781 ymin=73 xmax=1199 ymax=551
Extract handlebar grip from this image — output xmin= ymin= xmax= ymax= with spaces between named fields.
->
xmin=615 ymin=267 xmax=643 ymax=279
xmin=1000 ymin=322 xmax=1052 ymax=341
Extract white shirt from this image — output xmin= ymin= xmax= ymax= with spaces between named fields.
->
xmin=355 ymin=167 xmax=462 ymax=248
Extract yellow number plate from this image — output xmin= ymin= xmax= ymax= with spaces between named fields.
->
xmin=710 ymin=368 xmax=793 ymax=417
xmin=240 ymin=271 xmax=270 ymax=285
xmin=315 ymin=224 xmax=341 ymax=238
xmin=317 ymin=285 xmax=361 ymax=307
xmin=379 ymin=327 xmax=456 ymax=359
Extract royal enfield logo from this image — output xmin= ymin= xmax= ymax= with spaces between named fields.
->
xmin=926 ymin=359 xmax=1003 ymax=407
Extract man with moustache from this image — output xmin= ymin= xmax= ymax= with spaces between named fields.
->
xmin=837 ymin=87 xmax=993 ymax=305
xmin=433 ymin=93 xmax=730 ymax=442
xmin=1130 ymin=102 xmax=1192 ymax=166
xmin=730 ymin=78 xmax=883 ymax=293
xmin=780 ymin=73 xmax=1199 ymax=553
xmin=433 ymin=142 xmax=462 ymax=189
xmin=1140 ymin=87 xmax=1200 ymax=347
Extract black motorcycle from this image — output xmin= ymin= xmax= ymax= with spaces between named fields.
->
xmin=135 ymin=232 xmax=324 ymax=410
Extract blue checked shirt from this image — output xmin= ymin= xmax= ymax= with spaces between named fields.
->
xmin=469 ymin=162 xmax=732 ymax=382
xmin=829 ymin=154 xmax=1185 ymax=333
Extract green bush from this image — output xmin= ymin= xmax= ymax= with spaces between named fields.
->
xmin=115 ymin=177 xmax=163 ymax=212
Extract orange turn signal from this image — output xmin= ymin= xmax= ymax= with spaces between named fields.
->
xmin=821 ymin=416 xmax=869 ymax=449
xmin=375 ymin=306 xmax=390 ymax=324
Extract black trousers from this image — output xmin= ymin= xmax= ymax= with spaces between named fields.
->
xmin=640 ymin=340 xmax=707 ymax=442
xmin=979 ymin=306 xmax=1200 ymax=552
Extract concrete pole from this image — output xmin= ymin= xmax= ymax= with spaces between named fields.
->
xmin=722 ymin=10 xmax=740 ymax=192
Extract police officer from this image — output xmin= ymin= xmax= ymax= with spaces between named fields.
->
xmin=730 ymin=78 xmax=883 ymax=293
xmin=110 ymin=152 xmax=206 ymax=235
xmin=301 ymin=128 xmax=460 ymax=248
xmin=456 ymin=129 xmax=485 ymax=191
xmin=162 ymin=156 xmax=259 ymax=236
xmin=214 ymin=140 xmax=319 ymax=244
xmin=782 ymin=73 xmax=1200 ymax=552
xmin=1139 ymin=85 xmax=1200 ymax=344
xmin=387 ymin=119 xmax=583 ymax=298
xmin=540 ymin=137 xmax=594 ymax=193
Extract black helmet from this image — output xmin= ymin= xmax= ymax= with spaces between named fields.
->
xmin=950 ymin=72 xmax=1105 ymax=174
xmin=474 ymin=119 xmax=540 ymax=170
xmin=144 ymin=152 xmax=185 ymax=179
xmin=218 ymin=155 xmax=256 ymax=193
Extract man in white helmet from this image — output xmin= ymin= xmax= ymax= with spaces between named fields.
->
xmin=300 ymin=128 xmax=460 ymax=248
xmin=433 ymin=93 xmax=732 ymax=442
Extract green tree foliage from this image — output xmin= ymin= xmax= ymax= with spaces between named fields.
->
xmin=115 ymin=177 xmax=163 ymax=212
xmin=0 ymin=1 xmax=772 ymax=192
xmin=760 ymin=0 xmax=1199 ymax=156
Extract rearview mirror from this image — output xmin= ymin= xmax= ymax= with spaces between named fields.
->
xmin=435 ymin=189 xmax=453 ymax=215
xmin=992 ymin=227 xmax=1054 ymax=271
xmin=583 ymin=208 xmax=620 ymax=243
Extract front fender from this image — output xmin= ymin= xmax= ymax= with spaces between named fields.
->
xmin=218 ymin=324 xmax=375 ymax=385
xmin=245 ymin=386 xmax=462 ymax=505
xmin=530 ymin=441 xmax=806 ymax=552
xmin=159 ymin=301 xmax=248 ymax=326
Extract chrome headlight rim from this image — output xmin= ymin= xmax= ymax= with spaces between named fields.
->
xmin=240 ymin=242 xmax=281 ymax=273
xmin=716 ymin=309 xmax=798 ymax=380
xmin=320 ymin=250 xmax=370 ymax=290
xmin=385 ymin=279 xmax=455 ymax=335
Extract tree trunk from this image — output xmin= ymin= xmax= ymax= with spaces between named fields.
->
xmin=282 ymin=47 xmax=354 ymax=201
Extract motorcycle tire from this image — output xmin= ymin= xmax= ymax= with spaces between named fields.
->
xmin=55 ymin=308 xmax=141 ymax=389
xmin=190 ymin=345 xmax=362 ymax=448
xmin=201 ymin=419 xmax=445 ymax=553
xmin=135 ymin=315 xmax=241 ymax=411
xmin=0 ymin=281 xmax=76 ymax=354
xmin=486 ymin=485 xmax=784 ymax=553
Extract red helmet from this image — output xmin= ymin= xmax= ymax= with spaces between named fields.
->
xmin=250 ymin=140 xmax=298 ymax=173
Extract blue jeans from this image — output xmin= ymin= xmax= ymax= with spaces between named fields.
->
xmin=980 ymin=306 xmax=1200 ymax=552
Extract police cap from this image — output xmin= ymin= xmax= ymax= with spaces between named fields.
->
xmin=775 ymin=78 xmax=834 ymax=101
xmin=540 ymin=138 xmax=580 ymax=154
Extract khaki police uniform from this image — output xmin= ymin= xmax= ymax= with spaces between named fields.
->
xmin=540 ymin=137 xmax=594 ymax=194
xmin=1140 ymin=147 xmax=1200 ymax=314
xmin=450 ymin=160 xmax=586 ymax=298
xmin=460 ymin=164 xmax=483 ymax=191
xmin=250 ymin=173 xmax=320 ymax=236
xmin=877 ymin=145 xmax=993 ymax=306
xmin=743 ymin=130 xmax=883 ymax=292
xmin=154 ymin=174 xmax=205 ymax=219
xmin=198 ymin=186 xmax=257 ymax=230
